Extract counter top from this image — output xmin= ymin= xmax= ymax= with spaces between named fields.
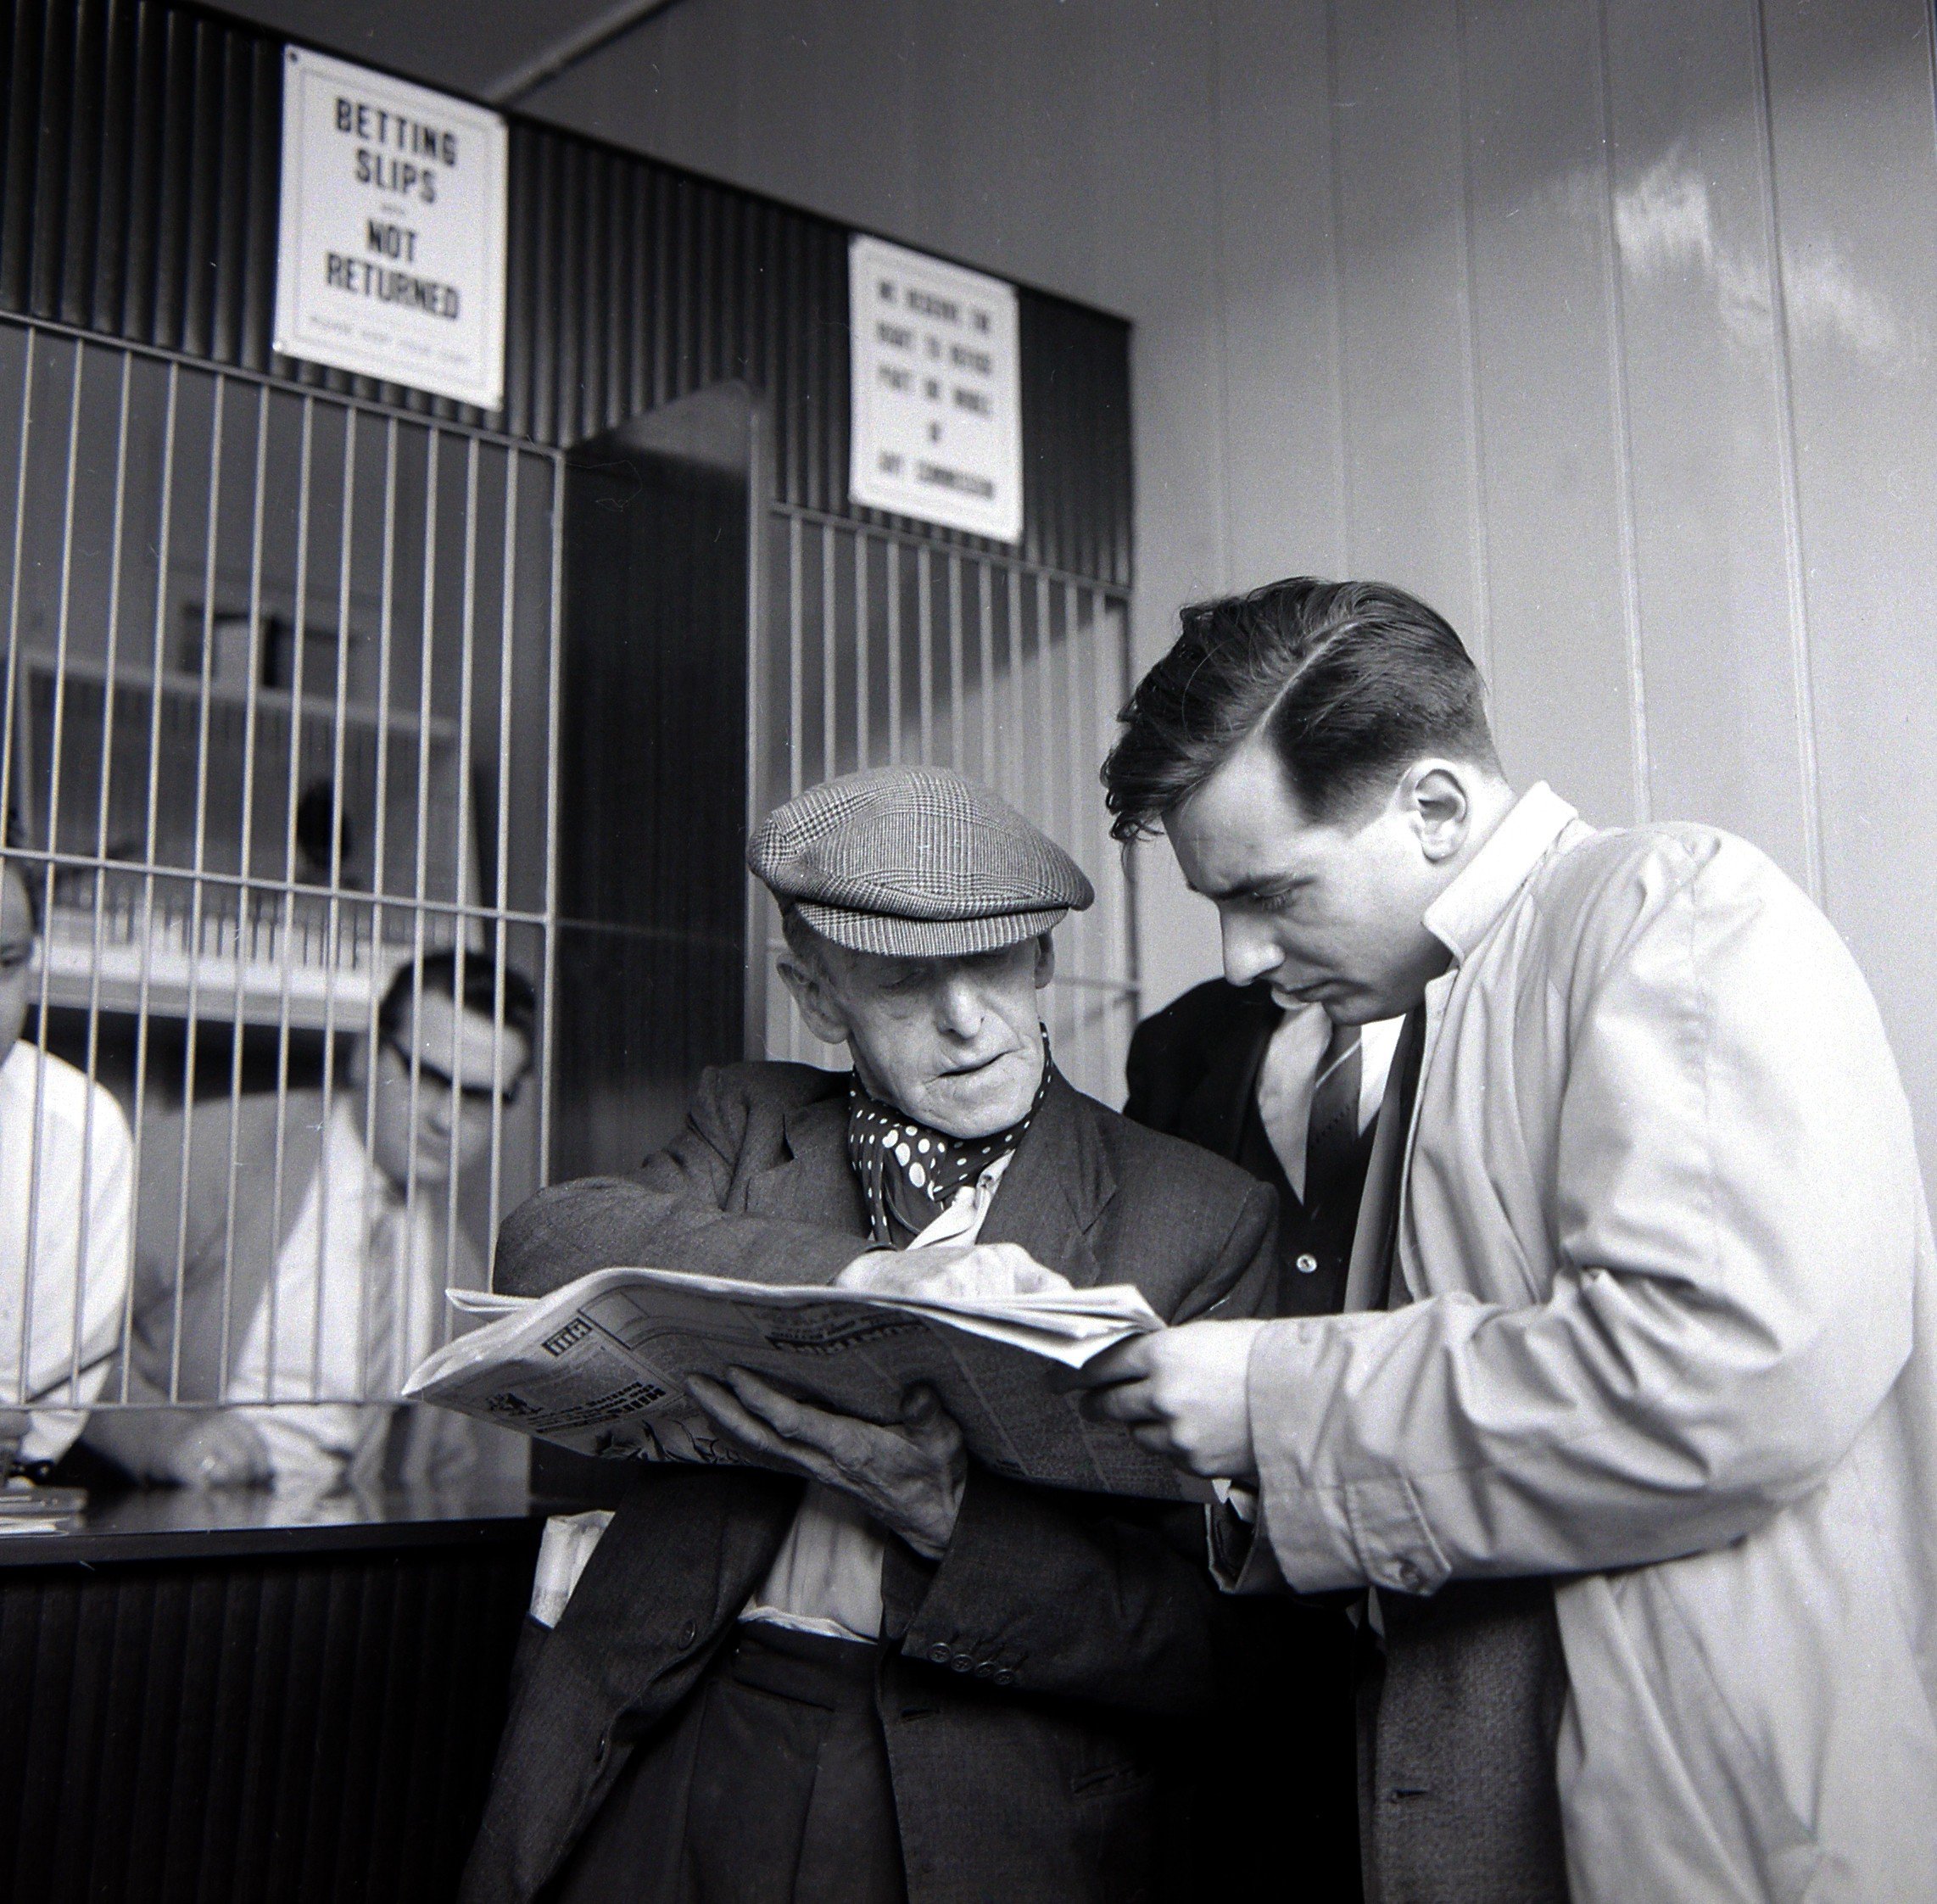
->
xmin=0 ymin=1473 xmax=567 ymax=1566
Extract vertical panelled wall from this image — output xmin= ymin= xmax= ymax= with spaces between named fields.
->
xmin=1216 ymin=0 xmax=1937 ymax=1170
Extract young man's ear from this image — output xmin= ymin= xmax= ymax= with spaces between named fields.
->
xmin=1403 ymin=760 xmax=1476 ymax=864
xmin=778 ymin=953 xmax=852 ymax=1047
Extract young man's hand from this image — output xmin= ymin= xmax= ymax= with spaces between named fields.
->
xmin=689 ymin=1371 xmax=967 ymax=1558
xmin=1072 ymin=1319 xmax=1265 ymax=1481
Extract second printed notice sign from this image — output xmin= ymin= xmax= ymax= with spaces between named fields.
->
xmin=274 ymin=47 xmax=507 ymax=410
xmin=849 ymin=235 xmax=1022 ymax=544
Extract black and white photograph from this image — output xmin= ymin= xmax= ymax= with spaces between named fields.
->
xmin=1 ymin=2 xmax=1934 ymax=1900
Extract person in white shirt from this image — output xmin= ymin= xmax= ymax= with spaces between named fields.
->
xmin=86 ymin=948 xmax=534 ymax=1494
xmin=0 ymin=834 xmax=134 ymax=1481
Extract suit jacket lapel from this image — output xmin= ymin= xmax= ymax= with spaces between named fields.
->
xmin=977 ymin=1071 xmax=1114 ymax=1288
xmin=745 ymin=1091 xmax=870 ymax=1236
xmin=1343 ymin=1004 xmax=1425 ymax=1312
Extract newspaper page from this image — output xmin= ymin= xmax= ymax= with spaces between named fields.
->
xmin=405 ymin=1266 xmax=1192 ymax=1499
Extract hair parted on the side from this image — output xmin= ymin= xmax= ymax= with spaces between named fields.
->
xmin=1101 ymin=577 xmax=1499 ymax=840
xmin=377 ymin=944 xmax=539 ymax=1053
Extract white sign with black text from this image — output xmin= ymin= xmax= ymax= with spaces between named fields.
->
xmin=273 ymin=47 xmax=507 ymax=410
xmin=849 ymin=236 xmax=1022 ymax=544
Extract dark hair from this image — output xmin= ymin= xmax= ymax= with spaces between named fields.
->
xmin=2 ymin=805 xmax=41 ymax=934
xmin=377 ymin=946 xmax=538 ymax=1055
xmin=1102 ymin=577 xmax=1499 ymax=840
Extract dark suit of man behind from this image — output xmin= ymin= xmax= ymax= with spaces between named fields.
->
xmin=1128 ymin=978 xmax=1387 ymax=1318
xmin=1127 ymin=977 xmax=1382 ymax=1901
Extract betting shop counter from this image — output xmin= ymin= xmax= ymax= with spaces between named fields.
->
xmin=0 ymin=1473 xmax=557 ymax=1904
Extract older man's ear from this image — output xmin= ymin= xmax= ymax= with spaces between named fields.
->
xmin=776 ymin=948 xmax=854 ymax=1047
xmin=1030 ymin=932 xmax=1056 ymax=989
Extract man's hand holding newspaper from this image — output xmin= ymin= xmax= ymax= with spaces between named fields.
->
xmin=405 ymin=1240 xmax=1198 ymax=1501
xmin=682 ymin=1245 xmax=1066 ymax=1557
xmin=689 ymin=1371 xmax=967 ymax=1557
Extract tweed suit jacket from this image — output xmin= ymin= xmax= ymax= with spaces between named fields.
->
xmin=463 ymin=1061 xmax=1278 ymax=1904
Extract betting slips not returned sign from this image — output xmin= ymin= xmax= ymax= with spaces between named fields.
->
xmin=274 ymin=47 xmax=507 ymax=410
xmin=849 ymin=236 xmax=1022 ymax=544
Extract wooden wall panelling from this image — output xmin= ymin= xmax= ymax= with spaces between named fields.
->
xmin=1598 ymin=0 xmax=1816 ymax=878
xmin=1209 ymin=0 xmax=1348 ymax=585
xmin=1327 ymin=0 xmax=1487 ymax=656
xmin=1758 ymin=0 xmax=1937 ymax=1166
xmin=1089 ymin=0 xmax=1230 ymax=647
xmin=0 ymin=1536 xmax=538 ymax=1904
xmin=1456 ymin=0 xmax=1639 ymax=828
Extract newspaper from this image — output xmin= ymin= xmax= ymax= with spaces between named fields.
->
xmin=403 ymin=1266 xmax=1194 ymax=1499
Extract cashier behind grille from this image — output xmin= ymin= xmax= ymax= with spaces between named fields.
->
xmin=462 ymin=767 xmax=1284 ymax=1904
xmin=0 ymin=817 xmax=135 ymax=1479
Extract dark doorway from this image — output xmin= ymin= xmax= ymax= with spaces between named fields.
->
xmin=552 ymin=383 xmax=764 ymax=1181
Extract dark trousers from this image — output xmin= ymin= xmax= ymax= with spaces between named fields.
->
xmin=1159 ymin=1599 xmax=1363 ymax=1902
xmin=544 ymin=1623 xmax=907 ymax=1904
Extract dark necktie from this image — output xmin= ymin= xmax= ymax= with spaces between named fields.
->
xmin=1303 ymin=1018 xmax=1364 ymax=1214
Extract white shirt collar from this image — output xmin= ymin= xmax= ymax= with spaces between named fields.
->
xmin=1421 ymin=782 xmax=1582 ymax=965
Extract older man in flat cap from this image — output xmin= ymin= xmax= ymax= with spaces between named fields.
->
xmin=463 ymin=767 xmax=1290 ymax=1904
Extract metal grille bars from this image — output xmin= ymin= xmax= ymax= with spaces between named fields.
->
xmin=0 ymin=316 xmax=561 ymax=1418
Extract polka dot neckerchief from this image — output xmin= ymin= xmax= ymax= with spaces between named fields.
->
xmin=845 ymin=1039 xmax=1053 ymax=1248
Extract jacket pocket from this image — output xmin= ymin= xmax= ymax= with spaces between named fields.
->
xmin=1069 ymin=1756 xmax=1156 ymax=1801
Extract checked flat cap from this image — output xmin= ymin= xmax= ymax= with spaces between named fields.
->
xmin=748 ymin=765 xmax=1095 ymax=958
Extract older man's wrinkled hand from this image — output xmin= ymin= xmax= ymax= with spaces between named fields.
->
xmin=689 ymin=1369 xmax=967 ymax=1558
xmin=836 ymin=1240 xmax=1073 ymax=1303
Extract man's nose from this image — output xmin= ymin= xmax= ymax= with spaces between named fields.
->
xmin=935 ymin=974 xmax=987 ymax=1039
xmin=1220 ymin=911 xmax=1285 ymax=989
